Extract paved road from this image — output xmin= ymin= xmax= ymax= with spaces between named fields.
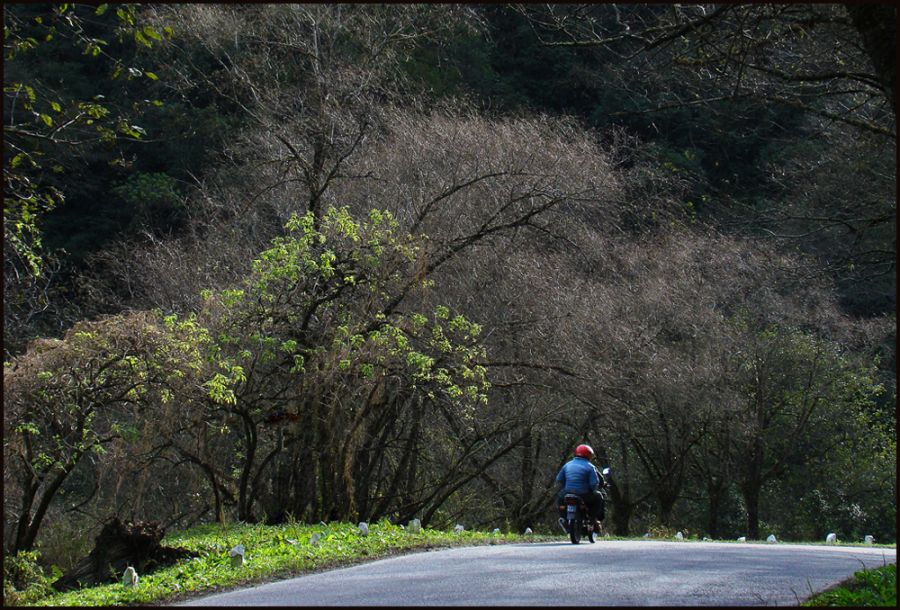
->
xmin=179 ymin=540 xmax=895 ymax=606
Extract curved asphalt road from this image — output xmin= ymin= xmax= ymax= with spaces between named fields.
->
xmin=179 ymin=540 xmax=895 ymax=606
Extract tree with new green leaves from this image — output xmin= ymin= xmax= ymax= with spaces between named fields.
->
xmin=2 ymin=310 xmax=208 ymax=554
xmin=726 ymin=320 xmax=885 ymax=540
xmin=179 ymin=206 xmax=490 ymax=523
xmin=767 ymin=385 xmax=895 ymax=542
xmin=3 ymin=3 xmax=170 ymax=358
xmin=3 ymin=3 xmax=168 ymax=274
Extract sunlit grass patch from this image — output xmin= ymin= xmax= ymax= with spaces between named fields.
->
xmin=22 ymin=520 xmax=537 ymax=606
xmin=10 ymin=524 xmax=894 ymax=607
xmin=802 ymin=563 xmax=896 ymax=606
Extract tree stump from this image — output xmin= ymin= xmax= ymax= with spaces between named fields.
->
xmin=52 ymin=518 xmax=195 ymax=592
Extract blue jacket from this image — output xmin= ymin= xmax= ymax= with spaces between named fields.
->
xmin=555 ymin=457 xmax=599 ymax=494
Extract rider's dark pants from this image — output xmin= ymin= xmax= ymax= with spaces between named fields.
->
xmin=557 ymin=489 xmax=605 ymax=521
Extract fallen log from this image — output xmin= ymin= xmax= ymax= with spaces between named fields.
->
xmin=52 ymin=517 xmax=195 ymax=592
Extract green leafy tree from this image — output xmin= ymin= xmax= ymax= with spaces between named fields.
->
xmin=2 ymin=310 xmax=207 ymax=553
xmin=772 ymin=369 xmax=895 ymax=541
xmin=180 ymin=206 xmax=489 ymax=523
xmin=3 ymin=3 xmax=168 ymax=275
xmin=727 ymin=321 xmax=885 ymax=539
xmin=3 ymin=3 xmax=171 ymax=359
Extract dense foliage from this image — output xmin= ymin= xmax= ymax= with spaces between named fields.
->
xmin=802 ymin=563 xmax=896 ymax=607
xmin=3 ymin=2 xmax=895 ymax=590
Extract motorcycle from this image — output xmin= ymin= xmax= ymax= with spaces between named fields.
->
xmin=558 ymin=467 xmax=610 ymax=545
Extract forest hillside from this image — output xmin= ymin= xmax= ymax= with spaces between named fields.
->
xmin=3 ymin=3 xmax=895 ymax=572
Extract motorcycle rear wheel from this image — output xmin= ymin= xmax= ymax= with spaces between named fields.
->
xmin=588 ymin=526 xmax=596 ymax=543
xmin=568 ymin=519 xmax=580 ymax=544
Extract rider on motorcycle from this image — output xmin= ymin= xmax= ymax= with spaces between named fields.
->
xmin=555 ymin=444 xmax=607 ymax=530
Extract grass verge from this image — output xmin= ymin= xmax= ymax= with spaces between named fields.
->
xmin=802 ymin=563 xmax=896 ymax=606
xmin=5 ymin=523 xmax=894 ymax=606
xmin=9 ymin=520 xmax=549 ymax=606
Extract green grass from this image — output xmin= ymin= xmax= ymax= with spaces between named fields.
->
xmin=802 ymin=563 xmax=896 ymax=606
xmin=13 ymin=520 xmax=548 ymax=606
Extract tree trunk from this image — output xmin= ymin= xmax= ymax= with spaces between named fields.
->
xmin=237 ymin=411 xmax=258 ymax=522
xmin=658 ymin=501 xmax=674 ymax=528
xmin=740 ymin=464 xmax=763 ymax=540
xmin=401 ymin=410 xmax=421 ymax=514
xmin=706 ymin=484 xmax=722 ymax=539
xmin=608 ymin=435 xmax=633 ymax=536
xmin=606 ymin=472 xmax=634 ymax=536
xmin=12 ymin=476 xmax=39 ymax=554
xmin=52 ymin=518 xmax=195 ymax=592
xmin=744 ymin=483 xmax=760 ymax=540
xmin=210 ymin=469 xmax=225 ymax=525
xmin=845 ymin=5 xmax=897 ymax=116
xmin=657 ymin=486 xmax=678 ymax=528
xmin=741 ymin=426 xmax=765 ymax=539
xmin=516 ymin=429 xmax=535 ymax=532
xmin=611 ymin=497 xmax=632 ymax=536
xmin=15 ymin=463 xmax=76 ymax=553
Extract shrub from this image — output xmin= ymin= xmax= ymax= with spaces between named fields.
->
xmin=803 ymin=563 xmax=896 ymax=606
xmin=3 ymin=550 xmax=60 ymax=606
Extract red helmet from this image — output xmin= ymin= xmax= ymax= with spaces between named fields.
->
xmin=575 ymin=444 xmax=594 ymax=459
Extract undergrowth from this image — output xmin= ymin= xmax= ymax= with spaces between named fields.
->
xmin=802 ymin=563 xmax=896 ymax=606
xmin=7 ymin=520 xmax=541 ymax=606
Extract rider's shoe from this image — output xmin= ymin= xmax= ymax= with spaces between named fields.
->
xmin=558 ymin=518 xmax=567 ymax=533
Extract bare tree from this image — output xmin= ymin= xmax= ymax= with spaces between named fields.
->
xmin=515 ymin=3 xmax=895 ymax=135
xmin=53 ymin=4 xmax=891 ymax=540
xmin=750 ymin=126 xmax=896 ymax=315
xmin=511 ymin=4 xmax=896 ymax=318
